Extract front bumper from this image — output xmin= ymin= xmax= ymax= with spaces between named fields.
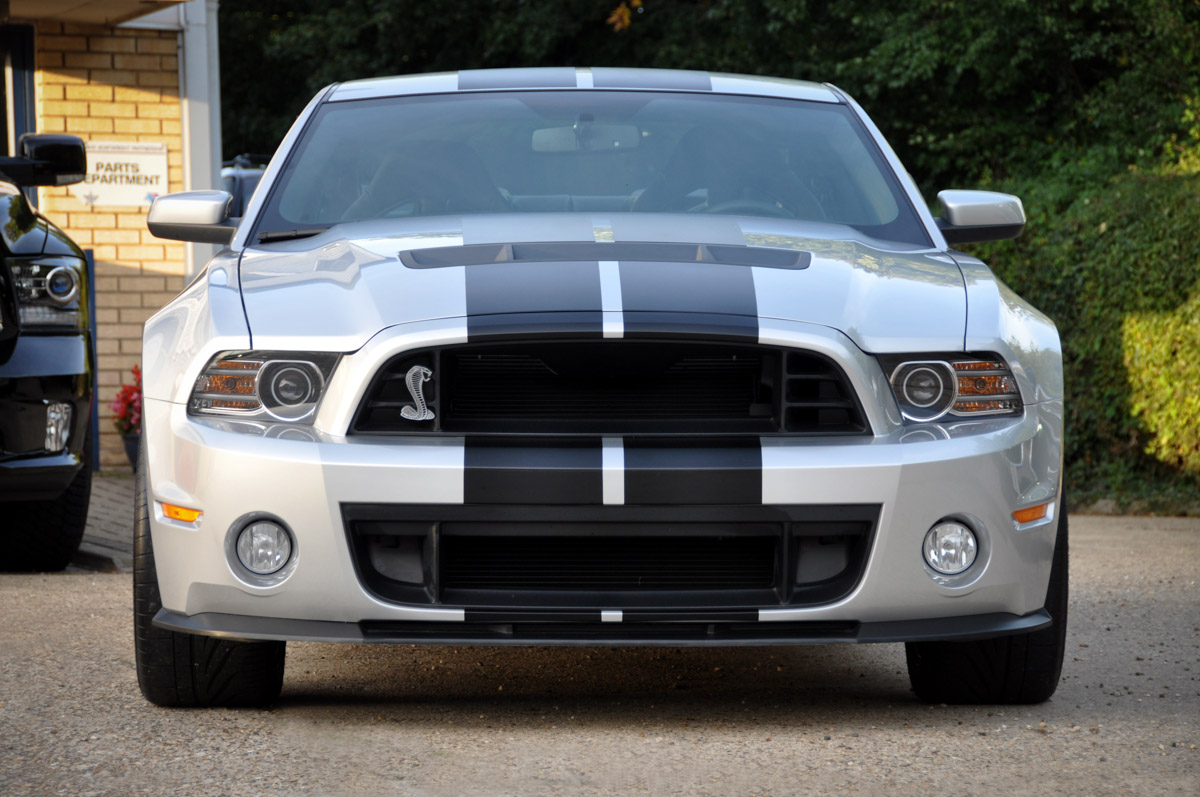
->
xmin=0 ymin=333 xmax=91 ymax=500
xmin=144 ymin=386 xmax=1063 ymax=644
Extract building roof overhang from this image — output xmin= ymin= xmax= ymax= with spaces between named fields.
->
xmin=7 ymin=0 xmax=184 ymax=25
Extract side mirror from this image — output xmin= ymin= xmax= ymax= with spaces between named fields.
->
xmin=0 ymin=134 xmax=87 ymax=186
xmin=935 ymin=190 xmax=1025 ymax=245
xmin=147 ymin=190 xmax=237 ymax=244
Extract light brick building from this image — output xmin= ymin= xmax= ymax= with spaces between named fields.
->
xmin=3 ymin=0 xmax=221 ymax=469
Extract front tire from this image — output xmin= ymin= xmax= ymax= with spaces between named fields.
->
xmin=905 ymin=500 xmax=1068 ymax=705
xmin=133 ymin=449 xmax=285 ymax=707
xmin=3 ymin=441 xmax=92 ymax=572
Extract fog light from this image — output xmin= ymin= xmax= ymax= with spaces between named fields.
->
xmin=45 ymin=402 xmax=71 ymax=451
xmin=923 ymin=521 xmax=977 ymax=575
xmin=235 ymin=521 xmax=292 ymax=575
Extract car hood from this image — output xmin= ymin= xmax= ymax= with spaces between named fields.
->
xmin=237 ymin=214 xmax=966 ymax=353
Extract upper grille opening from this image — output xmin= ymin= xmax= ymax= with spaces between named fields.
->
xmin=352 ymin=341 xmax=869 ymax=436
xmin=450 ymin=343 xmax=772 ymax=425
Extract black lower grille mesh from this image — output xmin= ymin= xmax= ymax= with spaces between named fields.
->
xmin=441 ymin=535 xmax=776 ymax=591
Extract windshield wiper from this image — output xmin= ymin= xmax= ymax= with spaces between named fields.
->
xmin=256 ymin=227 xmax=329 ymax=243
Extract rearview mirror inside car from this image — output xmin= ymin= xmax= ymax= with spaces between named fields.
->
xmin=532 ymin=123 xmax=641 ymax=153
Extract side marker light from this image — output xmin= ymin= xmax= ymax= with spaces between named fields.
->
xmin=1012 ymin=503 xmax=1049 ymax=524
xmin=162 ymin=503 xmax=203 ymax=523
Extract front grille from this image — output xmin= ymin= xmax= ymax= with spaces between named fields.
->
xmin=352 ymin=341 xmax=868 ymax=436
xmin=450 ymin=350 xmax=767 ymax=421
xmin=343 ymin=503 xmax=879 ymax=610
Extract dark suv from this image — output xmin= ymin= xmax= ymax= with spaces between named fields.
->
xmin=0 ymin=134 xmax=94 ymax=571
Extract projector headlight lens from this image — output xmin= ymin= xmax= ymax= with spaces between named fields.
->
xmin=260 ymin=361 xmax=323 ymax=420
xmin=45 ymin=266 xmax=79 ymax=304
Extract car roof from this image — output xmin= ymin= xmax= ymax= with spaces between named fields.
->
xmin=329 ymin=67 xmax=842 ymax=104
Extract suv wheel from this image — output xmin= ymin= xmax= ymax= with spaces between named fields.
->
xmin=905 ymin=498 xmax=1069 ymax=705
xmin=4 ymin=439 xmax=92 ymax=571
xmin=133 ymin=449 xmax=285 ymax=707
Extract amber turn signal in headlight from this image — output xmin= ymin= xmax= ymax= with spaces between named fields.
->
xmin=192 ymin=357 xmax=262 ymax=412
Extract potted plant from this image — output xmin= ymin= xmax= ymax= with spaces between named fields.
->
xmin=111 ymin=364 xmax=142 ymax=470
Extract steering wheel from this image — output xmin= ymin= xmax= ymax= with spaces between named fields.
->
xmin=701 ymin=198 xmax=795 ymax=219
xmin=378 ymin=197 xmax=423 ymax=218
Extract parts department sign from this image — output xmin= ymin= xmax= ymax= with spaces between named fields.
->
xmin=68 ymin=141 xmax=168 ymax=207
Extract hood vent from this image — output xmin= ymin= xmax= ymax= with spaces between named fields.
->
xmin=400 ymin=241 xmax=810 ymax=270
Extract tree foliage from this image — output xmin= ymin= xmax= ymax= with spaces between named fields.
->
xmin=222 ymin=0 xmax=1198 ymax=188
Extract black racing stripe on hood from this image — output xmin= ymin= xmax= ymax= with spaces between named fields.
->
xmin=620 ymin=261 xmax=758 ymax=341
xmin=464 ymin=439 xmax=602 ymax=505
xmin=623 ymin=440 xmax=762 ymax=505
xmin=621 ymin=312 xmax=758 ymax=342
xmin=466 ymin=260 xmax=603 ymax=340
xmin=466 ymin=312 xmax=605 ymax=341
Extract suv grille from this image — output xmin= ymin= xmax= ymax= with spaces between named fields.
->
xmin=352 ymin=341 xmax=868 ymax=436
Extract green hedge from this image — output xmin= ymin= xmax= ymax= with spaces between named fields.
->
xmin=970 ymin=171 xmax=1200 ymax=511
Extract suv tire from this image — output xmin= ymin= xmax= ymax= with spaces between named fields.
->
xmin=4 ymin=439 xmax=92 ymax=571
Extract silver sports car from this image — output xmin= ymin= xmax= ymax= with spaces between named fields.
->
xmin=138 ymin=68 xmax=1064 ymax=707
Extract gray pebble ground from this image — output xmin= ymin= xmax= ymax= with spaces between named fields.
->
xmin=0 ymin=476 xmax=1196 ymax=795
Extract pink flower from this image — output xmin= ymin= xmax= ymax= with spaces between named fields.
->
xmin=111 ymin=366 xmax=143 ymax=435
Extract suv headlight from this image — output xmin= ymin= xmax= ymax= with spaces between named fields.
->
xmin=10 ymin=257 xmax=86 ymax=328
xmin=880 ymin=353 xmax=1022 ymax=423
xmin=189 ymin=351 xmax=340 ymax=424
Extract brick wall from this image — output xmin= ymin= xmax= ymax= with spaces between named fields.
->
xmin=31 ymin=20 xmax=186 ymax=470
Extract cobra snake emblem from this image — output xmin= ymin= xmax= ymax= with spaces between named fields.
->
xmin=400 ymin=365 xmax=435 ymax=421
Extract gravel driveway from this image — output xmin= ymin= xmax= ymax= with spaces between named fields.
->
xmin=1 ymin=510 xmax=1196 ymax=795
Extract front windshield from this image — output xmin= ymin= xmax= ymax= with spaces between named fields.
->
xmin=255 ymin=90 xmax=930 ymax=246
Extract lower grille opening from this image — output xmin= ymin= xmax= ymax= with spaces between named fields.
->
xmin=345 ymin=504 xmax=878 ymax=611
xmin=441 ymin=534 xmax=776 ymax=591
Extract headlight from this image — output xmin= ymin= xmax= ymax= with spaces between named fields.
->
xmin=881 ymin=353 xmax=1022 ymax=423
xmin=9 ymin=258 xmax=86 ymax=327
xmin=189 ymin=351 xmax=340 ymax=424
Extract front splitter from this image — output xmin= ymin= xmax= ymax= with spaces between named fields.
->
xmin=154 ymin=607 xmax=1051 ymax=647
